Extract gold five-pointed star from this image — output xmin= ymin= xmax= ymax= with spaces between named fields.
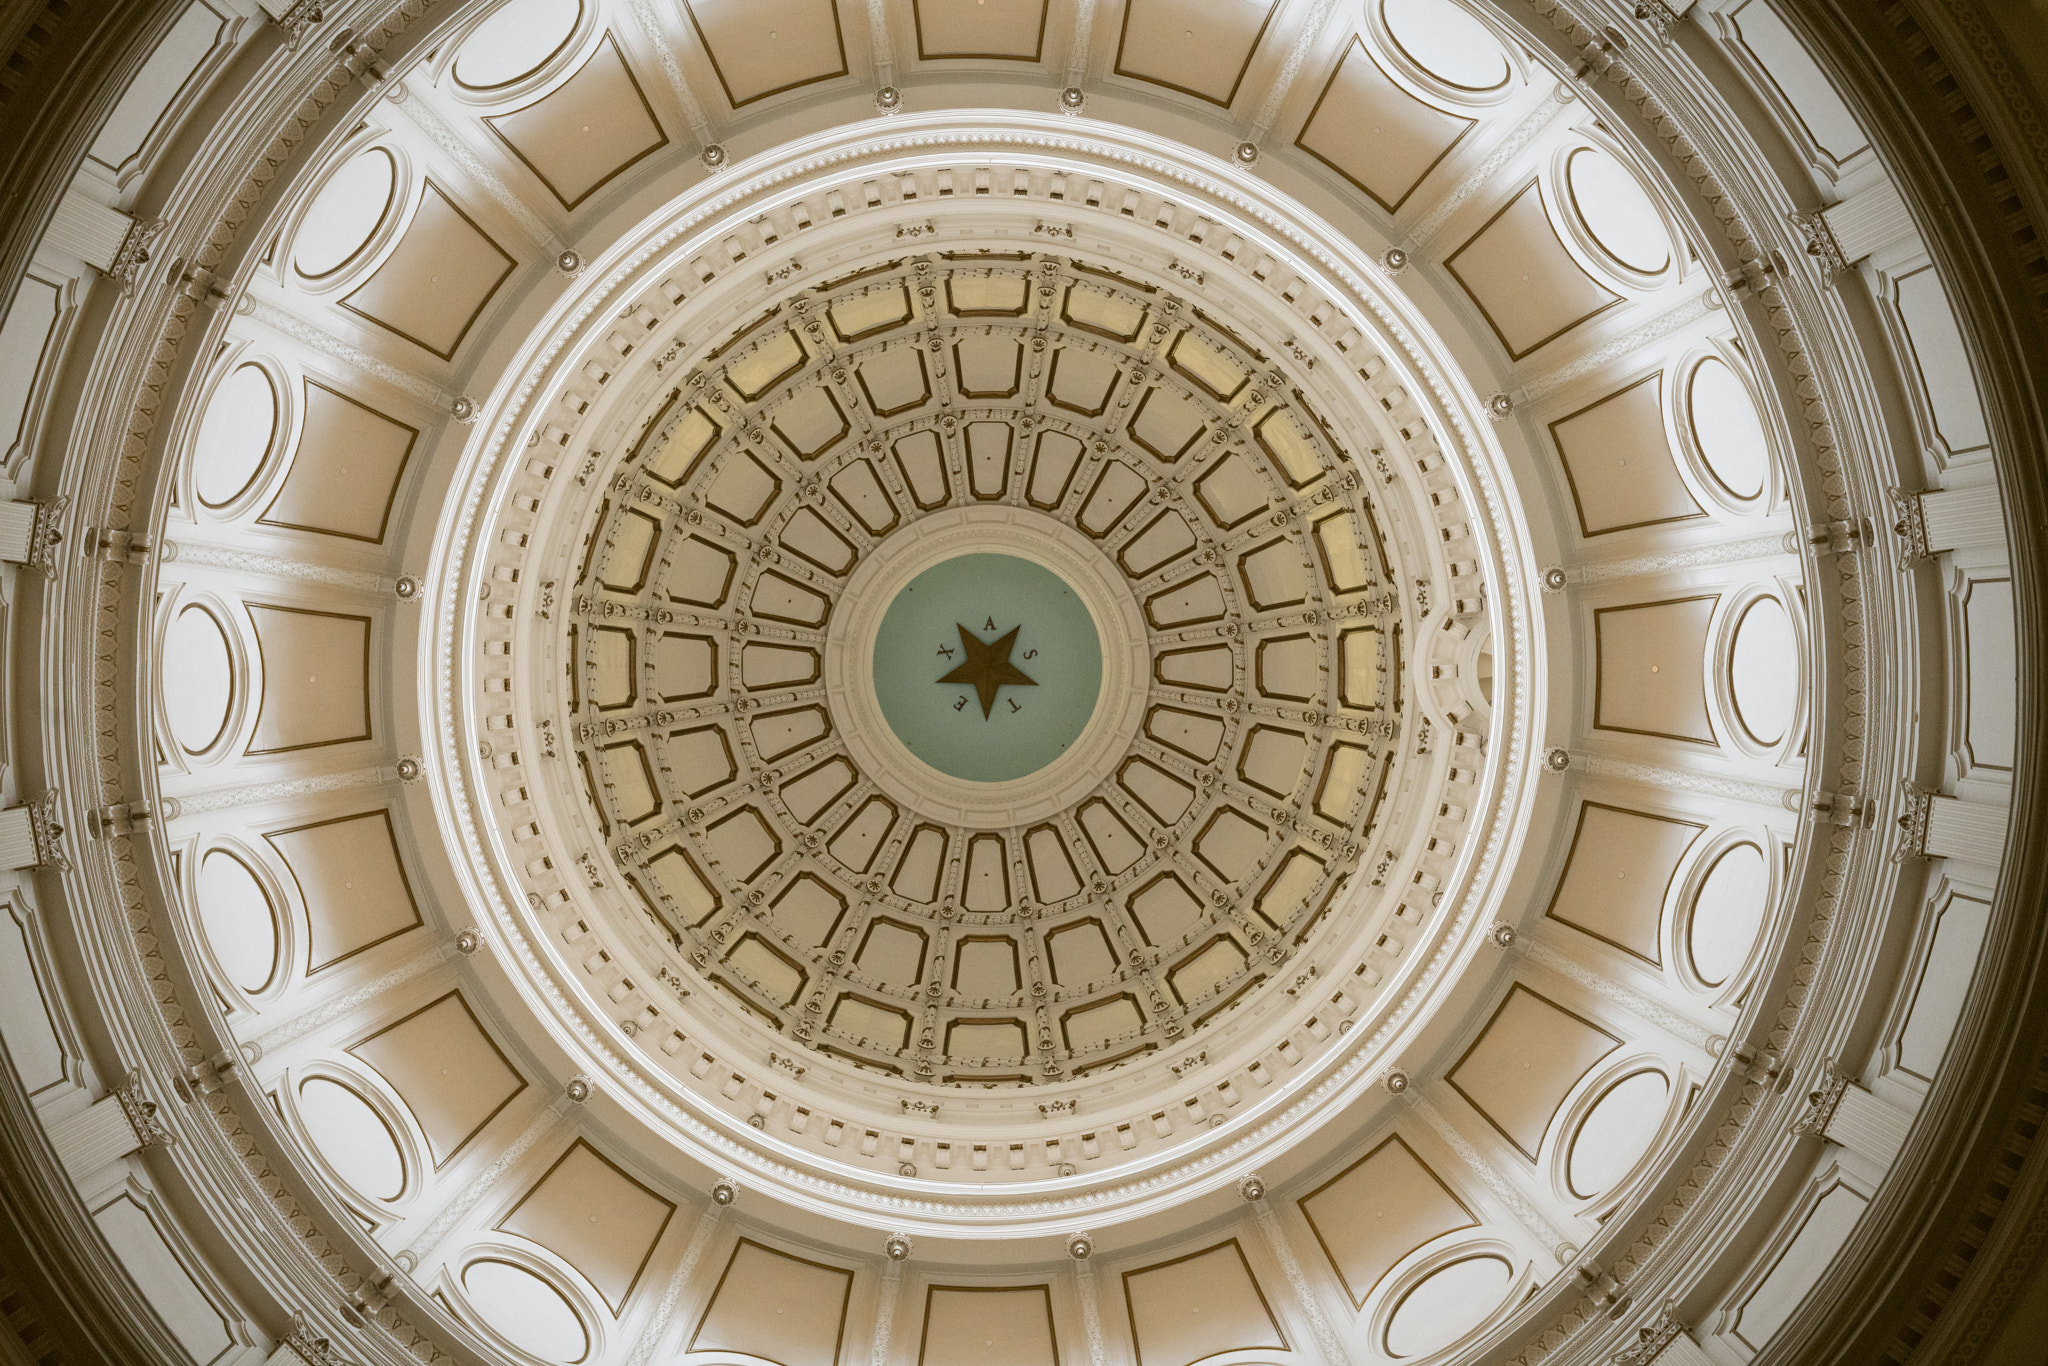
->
xmin=938 ymin=623 xmax=1037 ymax=718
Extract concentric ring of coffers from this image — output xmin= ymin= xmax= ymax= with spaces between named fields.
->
xmin=569 ymin=254 xmax=1406 ymax=1087
xmin=438 ymin=124 xmax=1538 ymax=1226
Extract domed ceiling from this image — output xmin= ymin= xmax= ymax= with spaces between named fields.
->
xmin=4 ymin=0 xmax=2039 ymax=1364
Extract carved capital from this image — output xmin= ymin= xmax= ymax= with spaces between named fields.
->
xmin=114 ymin=1070 xmax=175 ymax=1149
xmin=1792 ymin=1061 xmax=1850 ymax=1137
xmin=1790 ymin=208 xmax=1851 ymax=276
xmin=102 ymin=217 xmax=165 ymax=297
xmin=261 ymin=0 xmax=325 ymax=51
xmin=1895 ymin=782 xmax=1934 ymax=862
xmin=283 ymin=1310 xmax=355 ymax=1366
xmin=1890 ymin=488 xmax=1930 ymax=566
xmin=28 ymin=791 xmax=69 ymax=871
xmin=1611 ymin=1306 xmax=1688 ymax=1365
xmin=25 ymin=494 xmax=66 ymax=575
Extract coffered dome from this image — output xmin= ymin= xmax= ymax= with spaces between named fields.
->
xmin=2 ymin=2 xmax=2045 ymax=1366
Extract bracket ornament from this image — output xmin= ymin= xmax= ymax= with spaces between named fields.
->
xmin=1792 ymin=1061 xmax=1850 ymax=1137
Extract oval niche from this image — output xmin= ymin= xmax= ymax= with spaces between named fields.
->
xmin=297 ymin=1076 xmax=406 ymax=1201
xmin=1566 ymin=147 xmax=1673 ymax=275
xmin=1380 ymin=0 xmax=1510 ymax=93
xmin=1729 ymin=596 xmax=1799 ymax=746
xmin=453 ymin=0 xmax=582 ymax=89
xmin=195 ymin=851 xmax=278 ymax=993
xmin=1567 ymin=1070 xmax=1671 ymax=1198
xmin=294 ymin=148 xmax=396 ymax=279
xmin=462 ymin=1260 xmax=589 ymax=1363
xmin=193 ymin=363 xmax=278 ymax=508
xmin=162 ymin=606 xmax=235 ymax=753
xmin=1687 ymin=357 xmax=1772 ymax=500
xmin=1688 ymin=842 xmax=1770 ymax=988
xmin=1385 ymin=1255 xmax=1514 ymax=1358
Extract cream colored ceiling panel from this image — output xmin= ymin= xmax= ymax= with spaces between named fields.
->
xmin=966 ymin=421 xmax=1014 ymax=498
xmin=587 ymin=624 xmax=635 ymax=709
xmin=1684 ymin=841 xmax=1767 ymax=988
xmin=856 ymin=918 xmax=927 ymax=986
xmin=650 ymin=632 xmax=718 ymax=702
xmin=1728 ymin=595 xmax=1799 ymax=747
xmin=1077 ymin=799 xmax=1145 ymax=873
xmin=1122 ymin=1240 xmax=1285 ymax=1366
xmin=1045 ymin=919 xmax=1113 ymax=986
xmin=1114 ymin=0 xmax=1279 ymax=107
xmin=340 ymin=185 xmax=516 ymax=360
xmin=642 ymin=844 xmax=721 ymax=925
xmin=1167 ymin=935 xmax=1246 ymax=1007
xmin=1377 ymin=0 xmax=1512 ymax=93
xmin=1299 ymin=1133 xmax=1477 ymax=1306
xmin=730 ymin=932 xmax=808 ymax=1004
xmin=162 ymin=604 xmax=235 ymax=754
xmin=1127 ymin=873 xmax=1201 ymax=947
xmin=1024 ymin=825 xmax=1082 ymax=901
xmin=685 ymin=0 xmax=849 ymax=108
xmin=1153 ymin=642 xmax=1231 ymax=692
xmin=1563 ymin=147 xmax=1673 ymax=276
xmin=497 ymin=1140 xmax=675 ymax=1310
xmin=920 ymin=1284 xmax=1057 ymax=1366
xmin=1960 ymin=576 xmax=2016 ymax=771
xmin=349 ymin=992 xmax=527 ymax=1165
xmin=825 ymin=796 xmax=895 ymax=873
xmin=1193 ymin=807 xmax=1269 ymax=885
xmin=1443 ymin=182 xmax=1623 ymax=360
xmin=946 ymin=1018 xmax=1027 ymax=1060
xmin=1295 ymin=37 xmax=1476 ymax=214
xmin=828 ymin=991 xmax=908 ymax=1047
xmin=597 ymin=739 xmax=661 ymax=825
xmin=598 ymin=508 xmax=659 ymax=593
xmin=296 ymin=1076 xmax=407 ymax=1201
xmin=485 ymin=35 xmax=667 ymax=210
xmin=1549 ymin=373 xmax=1703 ymax=538
xmin=953 ymin=934 xmax=1021 ymax=995
xmin=1192 ymin=452 xmax=1270 ymax=529
xmin=1593 ymin=596 xmax=1719 ymax=744
xmin=195 ymin=850 xmax=279 ymax=993
xmin=857 ymin=347 xmax=931 ymax=415
xmin=245 ymin=605 xmax=371 ymax=754
xmin=663 ymin=725 xmax=737 ymax=797
xmin=1685 ymin=357 xmax=1772 ymax=502
xmin=1061 ymin=994 xmax=1143 ymax=1053
xmin=705 ymin=806 xmax=782 ymax=880
xmin=962 ymin=833 xmax=1010 ymax=910
xmin=259 ymin=380 xmax=417 ymax=541
xmin=1445 ymin=983 xmax=1621 ymax=1159
xmin=911 ymin=0 xmax=1048 ymax=61
xmin=772 ymin=872 xmax=848 ymax=945
xmin=266 ymin=810 xmax=422 ymax=973
xmin=1382 ymin=1254 xmax=1515 ymax=1357
xmin=1544 ymin=802 xmax=1704 ymax=966
xmin=1566 ymin=1069 xmax=1670 ymax=1198
xmin=453 ymin=0 xmax=584 ymax=90
xmin=459 ymin=1259 xmax=589 ymax=1363
xmin=1236 ymin=725 xmax=1307 ymax=798
xmin=192 ymin=361 xmax=278 ymax=508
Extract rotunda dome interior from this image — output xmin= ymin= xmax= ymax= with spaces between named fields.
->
xmin=0 ymin=1 xmax=2045 ymax=1365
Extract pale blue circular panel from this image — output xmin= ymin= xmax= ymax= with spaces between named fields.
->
xmin=872 ymin=553 xmax=1103 ymax=782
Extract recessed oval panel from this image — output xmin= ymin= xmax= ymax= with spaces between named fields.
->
xmin=1687 ymin=358 xmax=1771 ymax=500
xmin=196 ymin=851 xmax=278 ymax=993
xmin=1566 ymin=147 xmax=1672 ymax=274
xmin=1688 ymin=842 xmax=1769 ymax=987
xmin=297 ymin=1076 xmax=405 ymax=1200
xmin=162 ymin=606 xmax=234 ymax=753
xmin=1385 ymin=1255 xmax=1513 ymax=1358
xmin=462 ymin=1260 xmax=588 ymax=1363
xmin=1567 ymin=1070 xmax=1670 ymax=1197
xmin=1380 ymin=0 xmax=1510 ymax=91
xmin=1730 ymin=597 xmax=1798 ymax=745
xmin=193 ymin=363 xmax=278 ymax=508
xmin=294 ymin=148 xmax=396 ymax=278
xmin=454 ymin=0 xmax=583 ymax=88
